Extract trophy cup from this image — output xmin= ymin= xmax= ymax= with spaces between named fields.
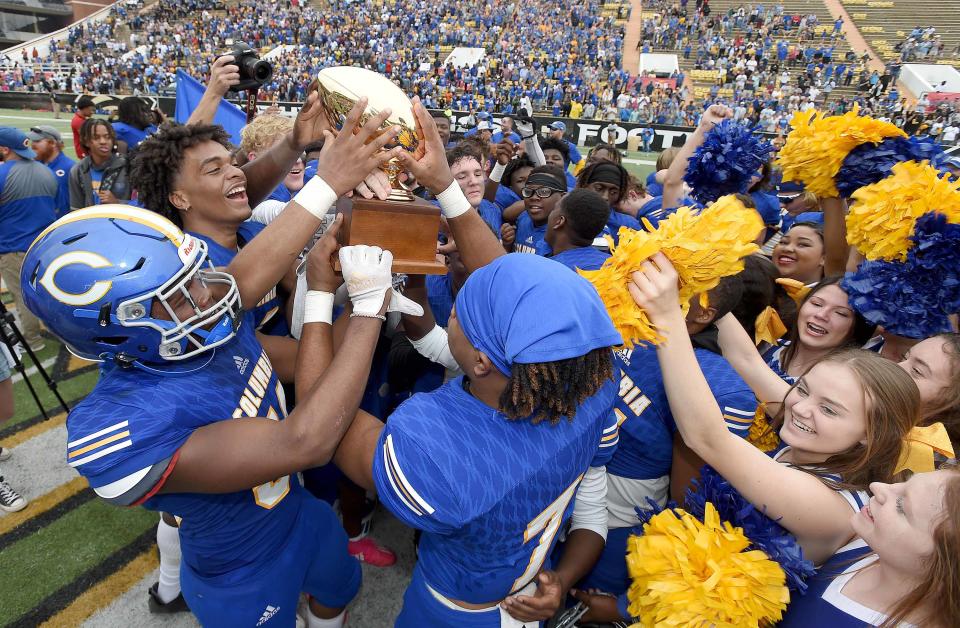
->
xmin=316 ymin=66 xmax=446 ymax=275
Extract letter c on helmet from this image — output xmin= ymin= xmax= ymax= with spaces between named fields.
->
xmin=39 ymin=251 xmax=113 ymax=306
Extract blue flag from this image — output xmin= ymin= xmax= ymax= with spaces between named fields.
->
xmin=175 ymin=69 xmax=246 ymax=144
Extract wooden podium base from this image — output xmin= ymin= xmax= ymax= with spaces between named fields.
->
xmin=333 ymin=195 xmax=447 ymax=275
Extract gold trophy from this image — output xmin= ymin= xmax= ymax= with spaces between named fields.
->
xmin=316 ymin=66 xmax=446 ymax=275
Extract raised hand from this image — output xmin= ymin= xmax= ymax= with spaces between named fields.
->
xmin=305 ymin=214 xmax=343 ymax=293
xmin=338 ymin=245 xmax=393 ymax=318
xmin=626 ymin=251 xmax=682 ymax=323
xmin=395 ymin=96 xmax=455 ymax=195
xmin=314 ymin=98 xmax=405 ymax=198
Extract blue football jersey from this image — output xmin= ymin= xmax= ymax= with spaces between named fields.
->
xmin=477 ymin=199 xmax=503 ymax=234
xmin=550 ymin=246 xmax=610 ymax=272
xmin=191 ymin=223 xmax=285 ymax=334
xmin=373 ymin=375 xmax=619 ymax=604
xmin=607 ymin=344 xmax=758 ymax=480
xmin=514 ymin=212 xmax=551 ymax=256
xmin=66 ymin=313 xmax=306 ymax=578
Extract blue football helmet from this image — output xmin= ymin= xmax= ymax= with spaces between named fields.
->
xmin=20 ymin=205 xmax=241 ymax=366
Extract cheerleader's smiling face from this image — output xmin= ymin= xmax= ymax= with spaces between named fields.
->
xmin=898 ymin=336 xmax=955 ymax=416
xmin=796 ymin=284 xmax=856 ymax=350
xmin=773 ymin=224 xmax=824 ymax=283
xmin=780 ymin=361 xmax=867 ymax=460
xmin=854 ymin=472 xmax=951 ymax=575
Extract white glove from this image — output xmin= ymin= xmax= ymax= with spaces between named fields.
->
xmin=387 ymin=288 xmax=424 ymax=317
xmin=338 ymin=245 xmax=393 ymax=317
xmin=515 ymin=118 xmax=535 ymax=138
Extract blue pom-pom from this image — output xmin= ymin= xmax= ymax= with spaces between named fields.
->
xmin=684 ymin=466 xmax=815 ymax=593
xmin=631 ymin=497 xmax=677 ymax=535
xmin=684 ymin=120 xmax=774 ymax=204
xmin=843 ymin=212 xmax=960 ymax=338
xmin=836 ymin=136 xmax=947 ymax=198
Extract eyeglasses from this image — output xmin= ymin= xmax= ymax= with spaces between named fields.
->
xmin=521 ymin=186 xmax=564 ymax=199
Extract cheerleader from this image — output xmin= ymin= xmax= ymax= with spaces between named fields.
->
xmin=626 ymin=253 xmax=917 ymax=565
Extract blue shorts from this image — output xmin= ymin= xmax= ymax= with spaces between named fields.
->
xmin=395 ymin=566 xmax=541 ymax=628
xmin=181 ymin=496 xmax=360 ymax=627
xmin=576 ymin=525 xmax=631 ymax=595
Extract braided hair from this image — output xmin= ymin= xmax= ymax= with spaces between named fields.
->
xmin=129 ymin=122 xmax=232 ymax=228
xmin=498 ymin=347 xmax=614 ymax=425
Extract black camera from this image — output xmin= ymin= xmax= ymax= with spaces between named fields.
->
xmin=228 ymin=43 xmax=273 ymax=92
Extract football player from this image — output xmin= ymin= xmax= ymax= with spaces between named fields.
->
xmin=331 ymin=100 xmax=625 ymax=626
xmin=20 ymin=100 xmax=406 ymax=628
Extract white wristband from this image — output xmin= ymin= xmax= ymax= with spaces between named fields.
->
xmin=435 ymin=180 xmax=471 ymax=219
xmin=489 ymin=161 xmax=507 ymax=183
xmin=303 ymin=290 xmax=335 ymax=325
xmin=293 ymin=176 xmax=338 ymax=219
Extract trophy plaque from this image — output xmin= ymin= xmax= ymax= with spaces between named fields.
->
xmin=316 ymin=66 xmax=446 ymax=275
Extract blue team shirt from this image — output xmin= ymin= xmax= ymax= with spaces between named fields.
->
xmin=112 ymin=122 xmax=157 ymax=151
xmin=514 ymin=212 xmax=551 ymax=255
xmin=44 ymin=152 xmax=75 ymax=218
xmin=763 ymin=339 xmax=796 ymax=384
xmin=494 ymin=185 xmax=521 ymax=212
xmin=426 ymin=273 xmax=454 ymax=328
xmin=66 ymin=313 xmax=305 ymax=578
xmin=0 ymin=159 xmax=58 ymax=253
xmin=607 ymin=344 xmax=757 ymax=480
xmin=191 ymin=222 xmax=286 ymax=334
xmin=373 ymin=375 xmax=619 ymax=603
xmin=550 ymin=246 xmax=610 ymax=272
xmin=602 ymin=210 xmax=643 ymax=245
xmin=477 ymin=199 xmax=503 ymax=233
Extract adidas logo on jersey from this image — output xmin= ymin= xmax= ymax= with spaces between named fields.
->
xmin=234 ymin=355 xmax=249 ymax=374
xmin=256 ymin=605 xmax=279 ymax=625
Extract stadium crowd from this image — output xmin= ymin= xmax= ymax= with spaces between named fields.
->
xmin=0 ymin=1 xmax=959 ymax=628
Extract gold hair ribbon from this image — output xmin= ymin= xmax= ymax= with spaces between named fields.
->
xmin=754 ymin=306 xmax=788 ymax=346
xmin=895 ymin=422 xmax=956 ymax=475
xmin=775 ymin=277 xmax=810 ymax=307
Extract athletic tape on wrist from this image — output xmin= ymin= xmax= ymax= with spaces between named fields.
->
xmin=293 ymin=176 xmax=338 ymax=219
xmin=489 ymin=161 xmax=506 ymax=183
xmin=303 ymin=290 xmax=335 ymax=325
xmin=435 ymin=180 xmax=471 ymax=219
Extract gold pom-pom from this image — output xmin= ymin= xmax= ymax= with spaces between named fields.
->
xmin=846 ymin=160 xmax=960 ymax=261
xmin=775 ymin=107 xmax=905 ymax=198
xmin=579 ymin=196 xmax=762 ymax=348
xmin=626 ymin=503 xmax=789 ymax=627
xmin=747 ymin=405 xmax=780 ymax=453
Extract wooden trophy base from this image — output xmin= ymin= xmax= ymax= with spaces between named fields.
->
xmin=333 ymin=194 xmax=447 ymax=275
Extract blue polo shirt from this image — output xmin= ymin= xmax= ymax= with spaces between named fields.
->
xmin=44 ymin=152 xmax=75 ymax=218
xmin=0 ymin=159 xmax=58 ymax=253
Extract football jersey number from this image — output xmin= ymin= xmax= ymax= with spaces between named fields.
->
xmin=252 ymin=405 xmax=291 ymax=509
xmin=511 ymin=474 xmax=584 ymax=592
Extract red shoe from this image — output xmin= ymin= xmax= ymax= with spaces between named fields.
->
xmin=347 ymin=536 xmax=397 ymax=567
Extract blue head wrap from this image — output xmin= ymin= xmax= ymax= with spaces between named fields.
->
xmin=454 ymin=254 xmax=622 ymax=376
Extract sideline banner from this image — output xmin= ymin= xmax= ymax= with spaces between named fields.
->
xmin=0 ymin=91 xmax=699 ymax=151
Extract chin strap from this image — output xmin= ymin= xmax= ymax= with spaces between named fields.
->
xmin=128 ymin=350 xmax=216 ymax=377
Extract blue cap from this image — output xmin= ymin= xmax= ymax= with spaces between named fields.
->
xmin=0 ymin=127 xmax=35 ymax=159
xmin=549 ymin=121 xmax=567 ymax=132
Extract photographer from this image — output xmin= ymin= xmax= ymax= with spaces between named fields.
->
xmin=188 ymin=45 xmax=272 ymax=127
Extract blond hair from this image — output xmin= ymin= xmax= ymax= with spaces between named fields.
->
xmin=239 ymin=114 xmax=294 ymax=156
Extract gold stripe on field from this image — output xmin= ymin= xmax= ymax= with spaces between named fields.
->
xmin=0 ymin=476 xmax=88 ymax=536
xmin=38 ymin=548 xmax=158 ymax=628
xmin=5 ymin=412 xmax=66 ymax=449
